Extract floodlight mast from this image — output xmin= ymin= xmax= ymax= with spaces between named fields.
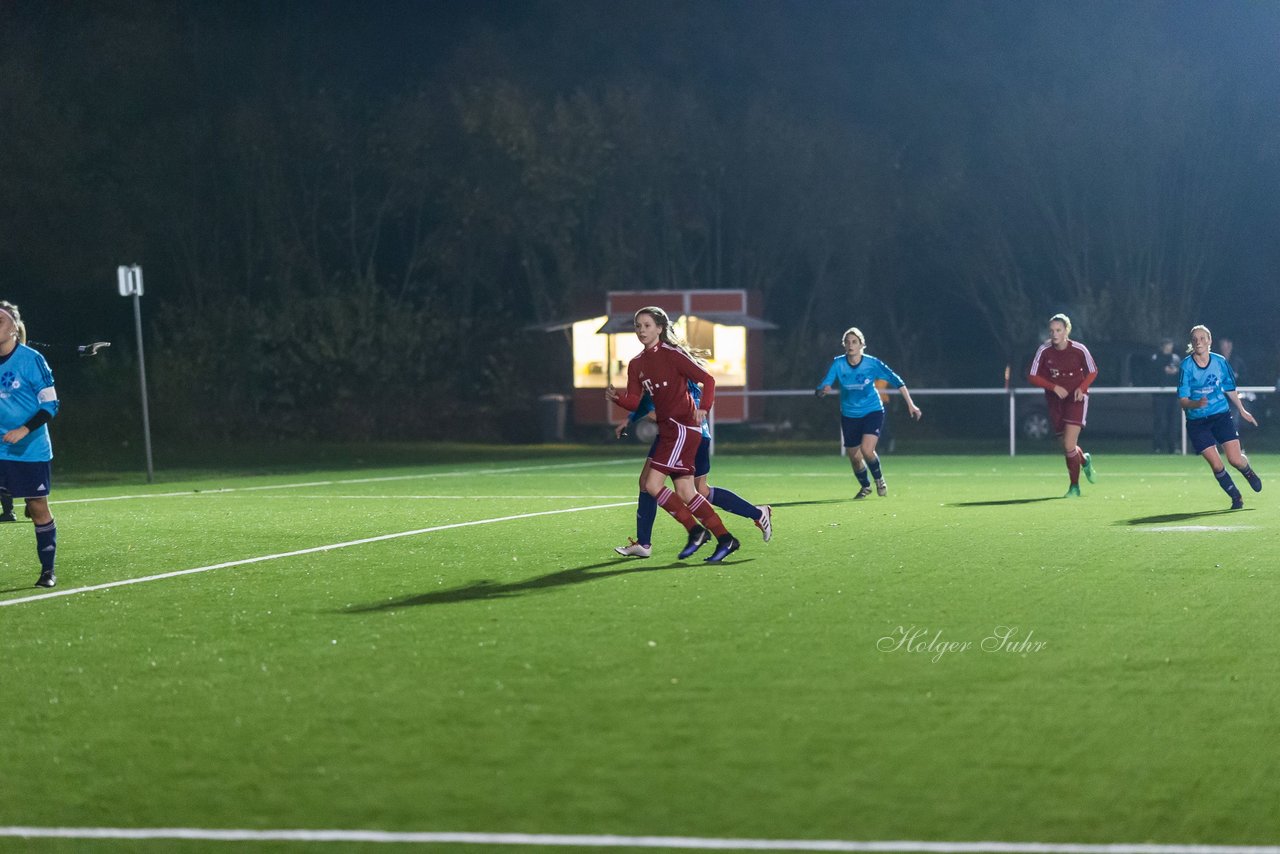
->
xmin=116 ymin=264 xmax=154 ymax=484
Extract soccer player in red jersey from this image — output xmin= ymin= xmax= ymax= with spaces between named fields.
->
xmin=1027 ymin=313 xmax=1098 ymax=497
xmin=606 ymin=306 xmax=740 ymax=562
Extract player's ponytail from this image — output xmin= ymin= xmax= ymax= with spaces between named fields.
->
xmin=1187 ymin=324 xmax=1211 ymax=355
xmin=634 ymin=306 xmax=709 ymax=365
xmin=0 ymin=301 xmax=24 ymax=344
xmin=842 ymin=327 xmax=865 ymax=347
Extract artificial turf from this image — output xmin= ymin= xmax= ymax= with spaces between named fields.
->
xmin=1 ymin=450 xmax=1277 ymax=852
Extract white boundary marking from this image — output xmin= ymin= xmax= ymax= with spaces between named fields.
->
xmin=47 ymin=462 xmax=1210 ymax=508
xmin=1 ymin=828 xmax=1277 ymax=852
xmin=1139 ymin=526 xmax=1256 ymax=533
xmin=55 ymin=459 xmax=635 ymax=505
xmin=182 ymin=494 xmax=637 ymax=501
xmin=0 ymin=502 xmax=630 ymax=608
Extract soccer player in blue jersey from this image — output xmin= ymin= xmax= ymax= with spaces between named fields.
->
xmin=613 ymin=382 xmax=772 ymax=557
xmin=1178 ymin=324 xmax=1261 ymax=509
xmin=816 ymin=327 xmax=922 ymax=499
xmin=0 ymin=301 xmax=60 ymax=587
xmin=0 ymin=340 xmax=104 ymax=524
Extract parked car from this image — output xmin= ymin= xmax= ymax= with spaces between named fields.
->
xmin=1015 ymin=342 xmax=1168 ymax=440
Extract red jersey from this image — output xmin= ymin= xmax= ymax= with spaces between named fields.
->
xmin=1028 ymin=340 xmax=1098 ymax=395
xmin=612 ymin=342 xmax=716 ymax=427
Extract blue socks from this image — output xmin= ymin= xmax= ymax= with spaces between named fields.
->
xmin=853 ymin=466 xmax=871 ymax=489
xmin=1238 ymin=464 xmax=1262 ymax=492
xmin=640 ymin=487 xmax=764 ymax=543
xmin=867 ymin=456 xmax=883 ymax=481
xmin=708 ymin=487 xmax=762 ymax=521
xmin=636 ymin=492 xmax=657 ymax=546
xmin=1214 ymin=469 xmax=1241 ymax=500
xmin=35 ymin=519 xmax=56 ymax=573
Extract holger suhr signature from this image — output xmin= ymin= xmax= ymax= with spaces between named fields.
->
xmin=877 ymin=625 xmax=1047 ymax=663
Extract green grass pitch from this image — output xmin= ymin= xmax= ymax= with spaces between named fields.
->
xmin=1 ymin=450 xmax=1277 ymax=853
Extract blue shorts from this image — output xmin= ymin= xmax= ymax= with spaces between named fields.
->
xmin=0 ymin=459 xmax=52 ymax=499
xmin=1186 ymin=411 xmax=1239 ymax=454
xmin=841 ymin=411 xmax=885 ymax=448
xmin=648 ymin=436 xmax=712 ymax=478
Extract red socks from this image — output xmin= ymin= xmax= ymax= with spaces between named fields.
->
xmin=687 ymin=493 xmax=729 ymax=538
xmin=1065 ymin=447 xmax=1083 ymax=485
xmin=657 ymin=488 xmax=728 ymax=537
xmin=657 ymin=488 xmax=696 ymax=529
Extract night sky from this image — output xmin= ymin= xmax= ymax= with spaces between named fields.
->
xmin=4 ymin=1 xmax=1279 ymax=412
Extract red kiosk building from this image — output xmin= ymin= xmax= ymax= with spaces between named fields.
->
xmin=555 ymin=290 xmax=774 ymax=428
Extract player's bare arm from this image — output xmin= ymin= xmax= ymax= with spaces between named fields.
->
xmin=1227 ymin=390 xmax=1258 ymax=426
xmin=898 ymin=387 xmax=923 ymax=420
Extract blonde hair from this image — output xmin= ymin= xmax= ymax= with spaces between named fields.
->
xmin=1049 ymin=313 xmax=1072 ymax=336
xmin=634 ymin=306 xmax=708 ymax=365
xmin=0 ymin=301 xmax=26 ymax=344
xmin=1187 ymin=324 xmax=1211 ymax=355
xmin=842 ymin=327 xmax=865 ymax=347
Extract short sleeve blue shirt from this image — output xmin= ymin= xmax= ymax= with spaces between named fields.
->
xmin=817 ymin=354 xmax=905 ymax=418
xmin=1177 ymin=353 xmax=1235 ymax=421
xmin=0 ymin=344 xmax=59 ymax=462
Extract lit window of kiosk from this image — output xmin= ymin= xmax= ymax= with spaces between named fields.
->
xmin=556 ymin=290 xmax=774 ymax=429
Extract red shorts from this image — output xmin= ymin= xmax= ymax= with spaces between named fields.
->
xmin=648 ymin=419 xmax=704 ymax=476
xmin=1047 ymin=393 xmax=1088 ymax=433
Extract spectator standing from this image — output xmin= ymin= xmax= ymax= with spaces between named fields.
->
xmin=1218 ymin=337 xmax=1246 ymax=384
xmin=1148 ymin=338 xmax=1181 ymax=454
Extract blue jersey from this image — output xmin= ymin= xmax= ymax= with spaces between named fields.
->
xmin=632 ymin=380 xmax=710 ymax=438
xmin=1178 ymin=352 xmax=1235 ymax=421
xmin=0 ymin=343 xmax=59 ymax=462
xmin=817 ymin=354 xmax=905 ymax=418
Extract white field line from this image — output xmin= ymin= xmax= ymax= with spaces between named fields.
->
xmin=50 ymin=467 xmax=1201 ymax=506
xmin=244 ymin=494 xmax=637 ymax=500
xmin=902 ymin=472 xmax=1196 ymax=479
xmin=0 ymin=502 xmax=631 ymax=608
xmin=0 ymin=828 xmax=1277 ymax=853
xmin=1139 ymin=526 xmax=1257 ymax=533
xmin=54 ymin=459 xmax=636 ymax=505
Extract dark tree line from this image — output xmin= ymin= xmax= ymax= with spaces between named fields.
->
xmin=3 ymin=1 xmax=1277 ymax=444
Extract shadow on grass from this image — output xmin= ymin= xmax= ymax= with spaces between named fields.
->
xmin=346 ymin=556 xmax=750 ymax=611
xmin=1120 ymin=508 xmax=1250 ymax=526
xmin=769 ymin=498 xmax=857 ymax=508
xmin=948 ymin=497 xmax=1063 ymax=507
xmin=0 ymin=586 xmax=36 ymax=595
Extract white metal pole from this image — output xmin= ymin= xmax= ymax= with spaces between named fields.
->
xmin=120 ymin=265 xmax=155 ymax=484
xmin=132 ymin=288 xmax=154 ymax=484
xmin=1008 ymin=390 xmax=1016 ymax=456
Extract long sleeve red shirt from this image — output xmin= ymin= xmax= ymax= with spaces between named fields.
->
xmin=1028 ymin=340 xmax=1098 ymax=394
xmin=612 ymin=342 xmax=716 ymax=428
